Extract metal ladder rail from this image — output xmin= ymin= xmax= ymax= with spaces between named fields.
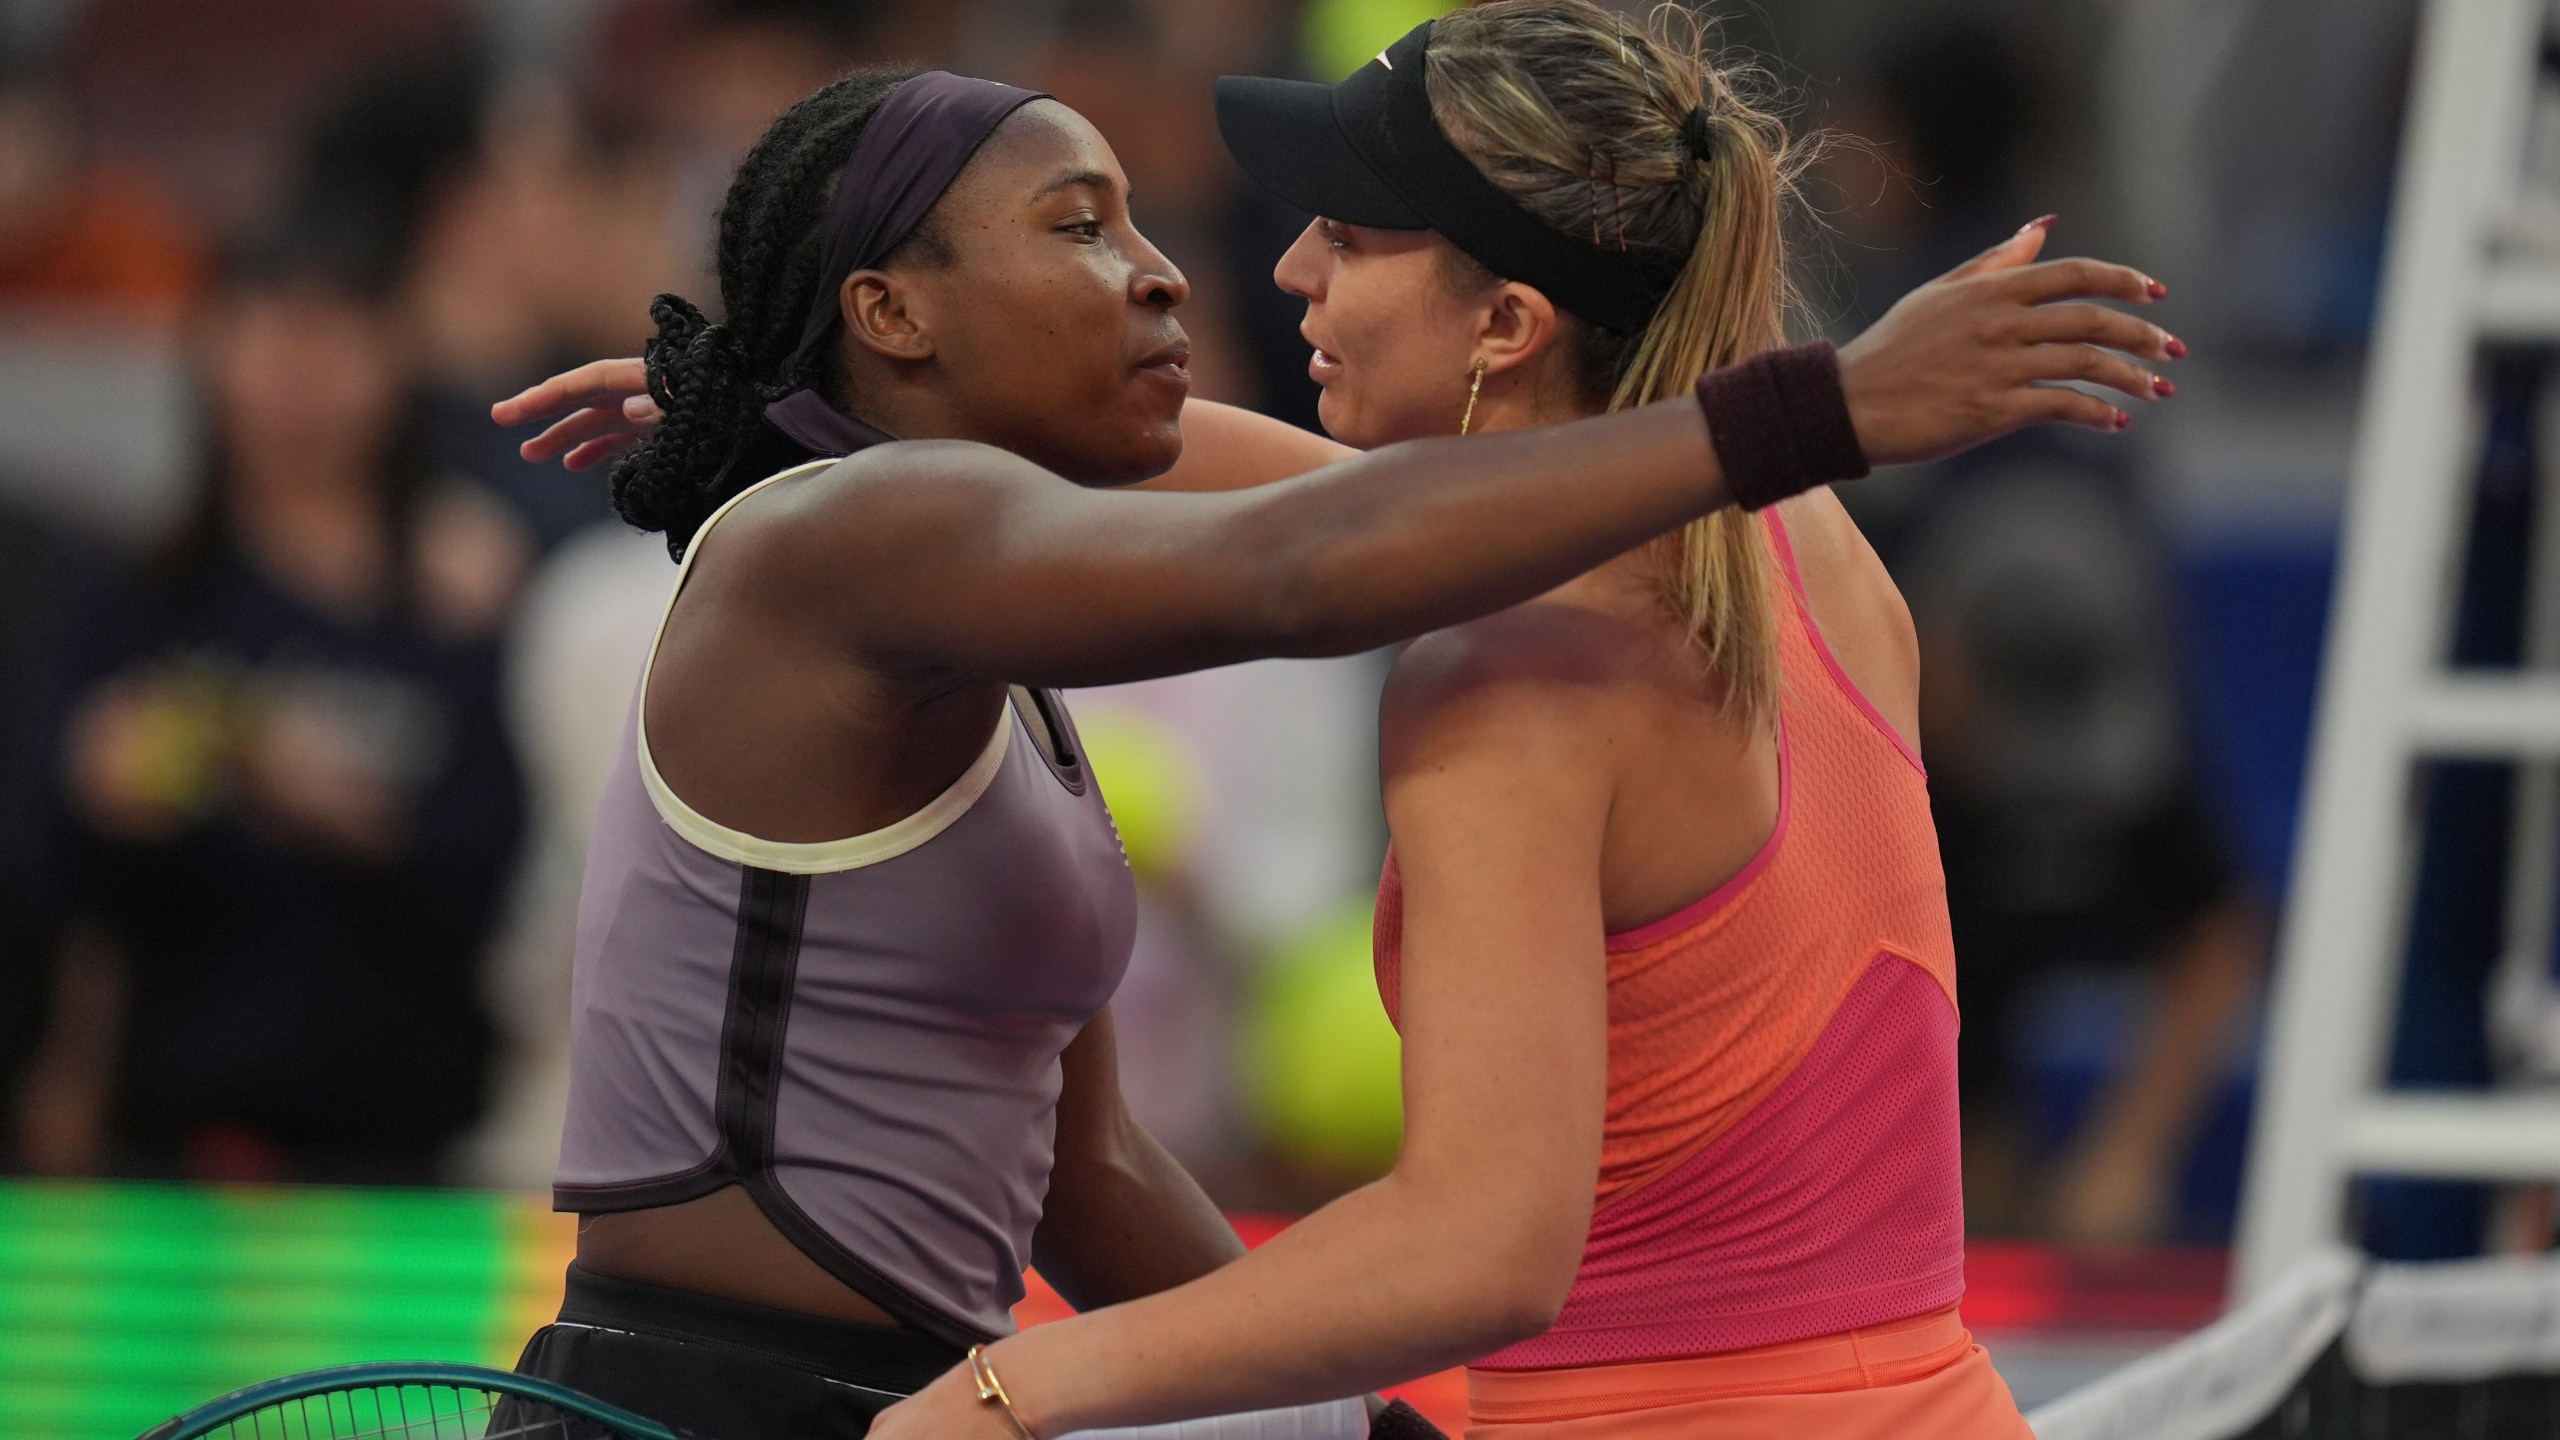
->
xmin=2487 ymin=382 xmax=2560 ymax=1102
xmin=2235 ymin=0 xmax=2556 ymax=1300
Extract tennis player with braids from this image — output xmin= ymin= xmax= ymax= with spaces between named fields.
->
xmin=494 ymin=5 xmax=2173 ymax=1435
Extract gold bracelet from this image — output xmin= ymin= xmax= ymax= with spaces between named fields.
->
xmin=966 ymin=1344 xmax=1037 ymax=1440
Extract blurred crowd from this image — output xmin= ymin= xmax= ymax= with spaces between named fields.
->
xmin=0 ymin=0 xmax=2427 ymax=1247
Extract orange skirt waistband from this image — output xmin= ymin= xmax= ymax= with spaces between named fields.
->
xmin=1466 ymin=1305 xmax=1971 ymax=1424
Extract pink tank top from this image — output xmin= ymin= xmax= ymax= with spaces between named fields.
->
xmin=1373 ymin=509 xmax=1966 ymax=1369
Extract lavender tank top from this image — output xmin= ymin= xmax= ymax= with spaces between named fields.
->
xmin=553 ymin=460 xmax=1138 ymax=1347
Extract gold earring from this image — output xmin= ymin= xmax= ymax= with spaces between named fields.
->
xmin=1459 ymin=357 xmax=1488 ymax=435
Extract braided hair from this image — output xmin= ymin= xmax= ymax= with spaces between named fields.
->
xmin=610 ymin=67 xmax=932 ymax=559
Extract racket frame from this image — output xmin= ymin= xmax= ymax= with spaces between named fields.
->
xmin=135 ymin=1360 xmax=687 ymax=1440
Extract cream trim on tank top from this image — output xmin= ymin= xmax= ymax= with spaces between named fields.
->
xmin=634 ymin=458 xmax=1015 ymax=875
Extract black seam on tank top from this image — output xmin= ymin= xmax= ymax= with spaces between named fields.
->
xmin=1016 ymin=686 xmax=1087 ymax=796
xmin=715 ymin=867 xmax=806 ymax=1171
xmin=552 ymin=1163 xmax=731 ymax=1213
xmin=744 ymin=1171 xmax=993 ymax=1348
xmin=714 ymin=865 xmax=991 ymax=1352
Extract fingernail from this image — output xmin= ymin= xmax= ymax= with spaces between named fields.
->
xmin=2152 ymin=375 xmax=2175 ymax=397
xmin=2145 ymin=277 xmax=2169 ymax=300
xmin=2114 ymin=409 xmax=2132 ymax=430
xmin=2019 ymin=213 xmax=2059 ymax=233
xmin=2164 ymin=334 xmax=2188 ymax=360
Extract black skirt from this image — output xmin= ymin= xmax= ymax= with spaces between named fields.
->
xmin=502 ymin=1263 xmax=968 ymax=1439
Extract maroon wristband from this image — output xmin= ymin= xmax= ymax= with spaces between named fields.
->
xmin=1692 ymin=340 xmax=1871 ymax=511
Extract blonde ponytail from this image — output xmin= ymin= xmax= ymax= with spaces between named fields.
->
xmin=1427 ymin=1 xmax=1811 ymax=731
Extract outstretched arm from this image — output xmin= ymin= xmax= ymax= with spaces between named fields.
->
xmin=491 ymin=384 xmax=1347 ymax=494
xmin=867 ymin=631 xmax=1616 ymax=1437
xmin=1135 ymin=400 xmax=1355 ymax=493
xmin=512 ymin=228 xmax=2179 ymax=690
xmin=782 ymin=397 xmax=1725 ymax=689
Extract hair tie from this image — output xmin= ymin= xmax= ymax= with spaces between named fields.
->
xmin=1681 ymin=106 xmax=1719 ymax=163
xmin=642 ymin=294 xmax=747 ymax=412
xmin=643 ymin=294 xmax=709 ymax=410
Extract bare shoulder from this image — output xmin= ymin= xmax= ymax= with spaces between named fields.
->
xmin=782 ymin=438 xmax=1050 ymax=520
xmin=658 ymin=440 xmax=1047 ymax=651
xmin=1380 ymin=602 xmax=1651 ymax=766
xmin=1769 ymin=489 xmax=1921 ymax=724
xmin=723 ymin=439 xmax=1051 ymax=561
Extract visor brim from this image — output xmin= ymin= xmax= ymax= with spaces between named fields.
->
xmin=1214 ymin=75 xmax=1427 ymax=230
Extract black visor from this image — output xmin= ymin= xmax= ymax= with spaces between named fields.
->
xmin=1215 ymin=20 xmax=1670 ymax=334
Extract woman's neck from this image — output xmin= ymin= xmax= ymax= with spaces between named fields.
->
xmin=1466 ymin=377 xmax=1598 ymax=438
xmin=1467 ymin=385 xmax=1671 ymax=604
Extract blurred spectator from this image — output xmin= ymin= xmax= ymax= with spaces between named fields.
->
xmin=462 ymin=522 xmax=672 ymax=1189
xmin=1829 ymin=16 xmax=2266 ymax=1243
xmin=0 ymin=49 xmax=204 ymax=330
xmin=0 ymin=48 xmax=199 ymax=548
xmin=631 ymin=0 xmax=904 ymax=276
xmin=684 ymin=0 xmax=901 ymax=150
xmin=373 ymin=48 xmax=686 ymax=549
xmin=1888 ymin=461 xmax=2265 ymax=1242
xmin=60 ymin=0 xmax=466 ymax=237
xmin=15 ymin=201 xmax=529 ymax=1183
xmin=1823 ymin=16 xmax=2035 ymax=304
xmin=431 ymin=0 xmax=909 ymax=551
xmin=0 ymin=497 xmax=123 ymax=1172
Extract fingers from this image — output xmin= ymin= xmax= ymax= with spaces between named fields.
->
xmin=1940 ymin=215 xmax=2056 ymax=282
xmin=2018 ymin=343 xmax=2171 ymax=403
xmin=1995 ymin=256 xmax=2163 ymax=307
xmin=490 ymin=357 xmax=650 ymax=427
xmin=2021 ymin=384 xmax=2131 ymax=433
xmin=518 ymin=405 xmax=641 ymax=464
xmin=2014 ymin=304 xmax=2183 ymax=365
xmin=563 ymin=434 xmax=641 ymax=472
xmin=498 ymin=357 xmax=661 ymax=472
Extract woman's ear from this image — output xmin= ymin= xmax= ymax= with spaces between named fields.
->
xmin=1476 ymin=281 xmax=1562 ymax=379
xmin=842 ymin=269 xmax=936 ymax=362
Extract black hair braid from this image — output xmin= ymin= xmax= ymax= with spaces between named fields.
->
xmin=608 ymin=66 xmax=921 ymax=559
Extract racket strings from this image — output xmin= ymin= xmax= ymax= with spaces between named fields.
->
xmin=201 ymin=1386 xmax=611 ymax=1440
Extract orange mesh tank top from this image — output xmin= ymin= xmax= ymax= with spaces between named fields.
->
xmin=1373 ymin=508 xmax=1965 ymax=1368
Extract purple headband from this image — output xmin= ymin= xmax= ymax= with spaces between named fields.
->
xmin=766 ymin=71 xmax=1047 ymax=457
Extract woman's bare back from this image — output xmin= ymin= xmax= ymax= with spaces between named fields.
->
xmin=1446 ymin=489 xmax=1918 ymax=937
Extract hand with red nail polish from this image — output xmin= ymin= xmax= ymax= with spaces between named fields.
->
xmin=1836 ymin=219 xmax=2181 ymax=457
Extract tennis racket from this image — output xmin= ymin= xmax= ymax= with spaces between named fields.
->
xmin=135 ymin=1361 xmax=690 ymax=1440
